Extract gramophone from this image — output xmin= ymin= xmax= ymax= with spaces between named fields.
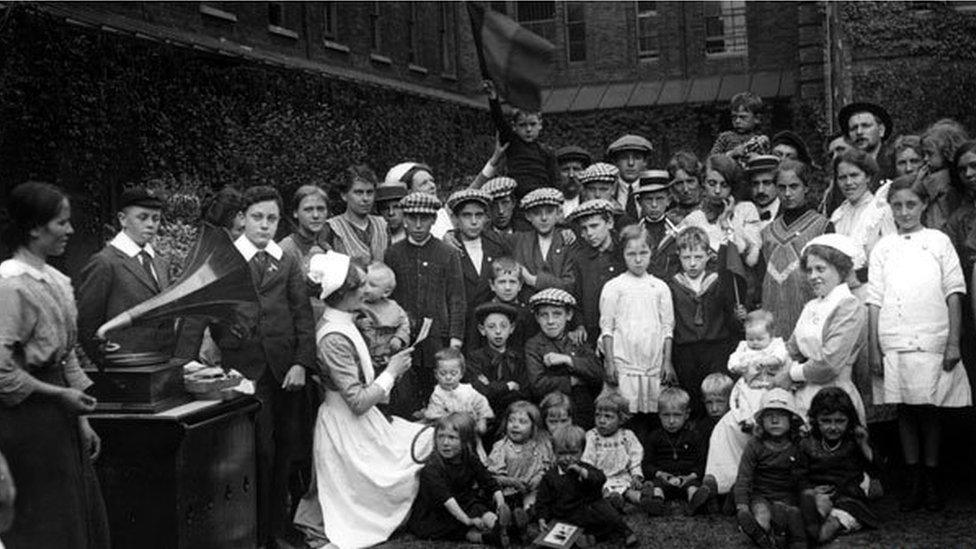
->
xmin=87 ymin=224 xmax=260 ymax=412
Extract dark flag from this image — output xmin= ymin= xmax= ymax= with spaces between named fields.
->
xmin=717 ymin=242 xmax=748 ymax=307
xmin=466 ymin=2 xmax=555 ymax=112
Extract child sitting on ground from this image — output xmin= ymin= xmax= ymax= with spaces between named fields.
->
xmin=356 ymin=262 xmax=410 ymax=371
xmin=540 ymin=391 xmax=574 ymax=437
xmin=466 ymin=302 xmax=528 ymax=439
xmin=800 ymin=387 xmax=879 ymax=545
xmin=409 ymin=413 xmax=512 ymax=546
xmin=727 ymin=310 xmax=789 ymax=432
xmin=734 ymin=388 xmax=807 ymax=548
xmin=642 ymin=388 xmax=711 ymax=516
xmin=582 ymin=391 xmax=647 ymax=512
xmin=487 ymin=401 xmax=554 ymax=517
xmin=420 ymin=348 xmax=495 ymax=458
xmin=536 ymin=425 xmax=638 ymax=547
xmin=525 ymin=289 xmax=603 ymax=429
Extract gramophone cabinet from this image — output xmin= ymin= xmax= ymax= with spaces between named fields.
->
xmin=90 ymin=396 xmax=259 ymax=549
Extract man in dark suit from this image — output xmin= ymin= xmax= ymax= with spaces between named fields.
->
xmin=210 ymin=186 xmax=315 ymax=547
xmin=76 ymin=188 xmax=175 ymax=360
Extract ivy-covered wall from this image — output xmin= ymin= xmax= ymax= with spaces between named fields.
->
xmin=0 ymin=7 xmax=492 ymax=274
xmin=840 ymin=1 xmax=976 ymax=136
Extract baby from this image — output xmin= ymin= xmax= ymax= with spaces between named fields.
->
xmin=356 ymin=262 xmax=411 ymax=370
xmin=726 ymin=310 xmax=789 ymax=431
xmin=421 ymin=348 xmax=495 ymax=458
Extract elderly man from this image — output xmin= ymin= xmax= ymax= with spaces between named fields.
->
xmin=556 ymin=145 xmax=592 ymax=216
xmin=838 ymin=101 xmax=893 ymax=177
xmin=606 ymin=134 xmax=653 ymax=220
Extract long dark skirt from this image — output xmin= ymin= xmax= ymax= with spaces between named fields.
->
xmin=0 ymin=388 xmax=109 ymax=549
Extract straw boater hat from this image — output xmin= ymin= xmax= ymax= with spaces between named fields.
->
xmin=473 ymin=302 xmax=521 ymax=324
xmin=446 ymin=188 xmax=492 ymax=213
xmin=519 ymin=187 xmax=564 ymax=211
xmin=605 ymin=134 xmax=653 ymax=158
xmin=745 ymin=154 xmax=781 ymax=175
xmin=399 ymin=191 xmax=442 ymax=215
xmin=566 ymin=199 xmax=616 ymax=224
xmin=838 ymin=101 xmax=893 ymax=142
xmin=481 ymin=177 xmax=518 ymax=200
xmin=555 ymin=145 xmax=593 ymax=166
xmin=307 ymin=251 xmax=351 ymax=300
xmin=577 ymin=163 xmax=619 ymax=187
xmin=528 ymin=288 xmax=577 ymax=310
xmin=632 ymin=169 xmax=672 ymax=196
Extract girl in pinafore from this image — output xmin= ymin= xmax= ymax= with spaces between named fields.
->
xmin=867 ymin=175 xmax=971 ymax=512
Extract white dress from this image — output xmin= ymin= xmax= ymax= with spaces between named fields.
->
xmin=309 ymin=307 xmax=432 ymax=549
xmin=866 ymin=229 xmax=972 ymax=407
xmin=788 ymin=284 xmax=867 ymax=424
xmin=599 ymin=271 xmax=674 ymax=413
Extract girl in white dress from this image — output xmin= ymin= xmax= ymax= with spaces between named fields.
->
xmin=867 ymin=175 xmax=971 ymax=512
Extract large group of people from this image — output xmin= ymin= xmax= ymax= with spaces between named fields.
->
xmin=2 ymin=87 xmax=976 ymax=549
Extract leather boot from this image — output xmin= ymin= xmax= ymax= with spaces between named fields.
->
xmin=899 ymin=465 xmax=924 ymax=512
xmin=923 ymin=466 xmax=944 ymax=512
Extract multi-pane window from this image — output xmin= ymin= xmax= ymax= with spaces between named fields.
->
xmin=636 ymin=1 xmax=660 ymax=60
xmin=440 ymin=3 xmax=458 ymax=76
xmin=704 ymin=0 xmax=748 ymax=56
xmin=565 ymin=2 xmax=586 ymax=62
xmin=369 ymin=1 xmax=382 ymax=51
xmin=322 ymin=1 xmax=337 ymax=40
xmin=517 ymin=1 xmax=555 ymax=42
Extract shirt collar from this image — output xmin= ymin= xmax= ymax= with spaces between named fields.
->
xmin=110 ymin=231 xmax=154 ymax=258
xmin=234 ymin=234 xmax=283 ymax=261
xmin=758 ymin=197 xmax=781 ymax=215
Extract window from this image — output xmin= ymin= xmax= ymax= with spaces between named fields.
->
xmin=408 ymin=3 xmax=419 ymax=63
xmin=322 ymin=1 xmax=337 ymax=40
xmin=490 ymin=1 xmax=509 ymax=15
xmin=704 ymin=1 xmax=747 ymax=56
xmin=517 ymin=1 xmax=555 ymax=42
xmin=636 ymin=1 xmax=660 ymax=60
xmin=440 ymin=3 xmax=458 ymax=77
xmin=565 ymin=2 xmax=586 ymax=62
xmin=369 ymin=1 xmax=382 ymax=51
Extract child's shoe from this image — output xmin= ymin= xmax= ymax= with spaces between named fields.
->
xmin=900 ymin=465 xmax=924 ymax=512
xmin=923 ymin=466 xmax=944 ymax=512
xmin=736 ymin=509 xmax=775 ymax=549
xmin=798 ymin=490 xmax=822 ymax=542
xmin=511 ymin=507 xmax=530 ymax=543
xmin=495 ymin=503 xmax=512 ymax=548
xmin=607 ymin=491 xmax=626 ymax=513
xmin=817 ymin=516 xmax=843 ymax=544
xmin=688 ymin=484 xmax=712 ymax=515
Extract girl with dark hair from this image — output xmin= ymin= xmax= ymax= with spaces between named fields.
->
xmin=0 ymin=182 xmax=110 ymax=548
xmin=666 ymin=151 xmax=704 ymax=223
xmin=324 ymin=165 xmax=390 ymax=264
xmin=200 ymin=186 xmax=246 ymax=239
xmin=799 ymin=387 xmax=879 ymax=544
xmin=409 ymin=412 xmax=510 ymax=545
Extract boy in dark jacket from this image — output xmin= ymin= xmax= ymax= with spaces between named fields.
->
xmin=642 ymin=387 xmax=711 ymax=516
xmin=537 ymin=425 xmax=637 ymax=546
xmin=465 ymin=302 xmax=528 ymax=438
xmin=566 ymin=199 xmax=625 ymax=346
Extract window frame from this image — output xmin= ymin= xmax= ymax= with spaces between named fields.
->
xmin=516 ymin=1 xmax=556 ymax=43
xmin=439 ymin=2 xmax=458 ymax=79
xmin=564 ymin=2 xmax=587 ymax=63
xmin=636 ymin=1 xmax=661 ymax=61
xmin=703 ymin=0 xmax=748 ymax=58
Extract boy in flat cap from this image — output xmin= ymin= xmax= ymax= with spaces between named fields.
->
xmin=633 ymin=170 xmax=682 ymax=280
xmin=512 ymin=188 xmax=577 ymax=299
xmin=607 ymin=134 xmax=654 ymax=220
xmin=76 ymin=187 xmax=175 ymax=359
xmin=374 ymin=184 xmax=408 ymax=244
xmin=524 ymin=289 xmax=603 ymax=429
xmin=482 ymin=177 xmax=531 ymax=235
xmin=556 ymin=145 xmax=592 ymax=217
xmin=567 ymin=199 xmax=625 ymax=346
xmin=578 ymin=163 xmax=637 ymax=231
xmin=384 ymin=192 xmax=467 ymax=418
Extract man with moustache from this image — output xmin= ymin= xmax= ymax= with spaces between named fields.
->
xmin=747 ymin=155 xmax=782 ymax=231
xmin=607 ymin=134 xmax=654 ymax=221
xmin=556 ymin=145 xmax=592 ymax=217
xmin=839 ymin=101 xmax=894 ymax=179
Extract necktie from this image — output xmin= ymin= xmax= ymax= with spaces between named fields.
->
xmin=138 ymin=250 xmax=159 ymax=291
xmin=759 ymin=210 xmax=772 ymax=221
xmin=251 ymin=251 xmax=270 ymax=284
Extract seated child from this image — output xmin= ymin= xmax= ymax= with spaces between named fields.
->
xmin=486 ymin=257 xmax=537 ymax=350
xmin=421 ymin=349 xmax=495 ymax=457
xmin=536 ymin=425 xmax=638 ymax=547
xmin=466 ymin=302 xmax=529 ymax=437
xmin=409 ymin=413 xmax=512 ymax=546
xmin=642 ymin=388 xmax=711 ymax=516
xmin=582 ymin=392 xmax=646 ymax=511
xmin=540 ymin=391 xmax=573 ymax=437
xmin=734 ymin=388 xmax=806 ymax=548
xmin=524 ymin=289 xmax=603 ymax=429
xmin=700 ymin=373 xmax=733 ymax=442
xmin=355 ymin=262 xmax=410 ymax=370
xmin=727 ymin=310 xmax=789 ymax=432
xmin=799 ymin=388 xmax=879 ymax=544
xmin=487 ymin=401 xmax=554 ymax=515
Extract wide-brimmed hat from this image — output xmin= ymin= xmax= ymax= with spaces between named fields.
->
xmin=633 ymin=169 xmax=672 ymax=195
xmin=473 ymin=301 xmax=521 ymax=323
xmin=770 ymin=131 xmax=812 ymax=165
xmin=446 ymin=188 xmax=492 ymax=213
xmin=566 ymin=199 xmax=616 ymax=223
xmin=606 ymin=134 xmax=653 ymax=158
xmin=520 ymin=187 xmax=564 ymax=210
xmin=528 ymin=288 xmax=577 ymax=310
xmin=577 ymin=163 xmax=619 ymax=187
xmin=755 ymin=387 xmax=801 ymax=421
xmin=307 ymin=251 xmax=351 ymax=300
xmin=838 ymin=102 xmax=893 ymax=142
xmin=556 ymin=145 xmax=593 ymax=166
xmin=400 ymin=191 xmax=442 ymax=215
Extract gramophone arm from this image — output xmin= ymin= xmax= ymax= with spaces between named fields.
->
xmin=95 ymin=312 xmax=134 ymax=342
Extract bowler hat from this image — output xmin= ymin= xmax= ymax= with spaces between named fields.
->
xmin=838 ymin=102 xmax=893 ymax=142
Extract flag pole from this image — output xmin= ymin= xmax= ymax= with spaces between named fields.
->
xmin=465 ymin=2 xmax=491 ymax=82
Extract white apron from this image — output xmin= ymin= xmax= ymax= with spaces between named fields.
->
xmin=792 ymin=285 xmax=866 ymax=425
xmin=307 ymin=310 xmax=432 ymax=549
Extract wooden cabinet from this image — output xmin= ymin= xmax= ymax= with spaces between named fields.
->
xmin=90 ymin=397 xmax=259 ymax=549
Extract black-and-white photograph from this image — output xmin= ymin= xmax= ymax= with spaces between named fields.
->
xmin=2 ymin=1 xmax=976 ymax=548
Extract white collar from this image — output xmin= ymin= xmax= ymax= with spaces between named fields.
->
xmin=234 ymin=234 xmax=283 ymax=262
xmin=758 ymin=197 xmax=781 ymax=215
xmin=0 ymin=258 xmax=52 ymax=282
xmin=819 ymin=282 xmax=853 ymax=303
xmin=110 ymin=231 xmax=154 ymax=258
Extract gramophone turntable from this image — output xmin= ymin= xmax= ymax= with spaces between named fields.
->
xmin=85 ymin=224 xmax=260 ymax=413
